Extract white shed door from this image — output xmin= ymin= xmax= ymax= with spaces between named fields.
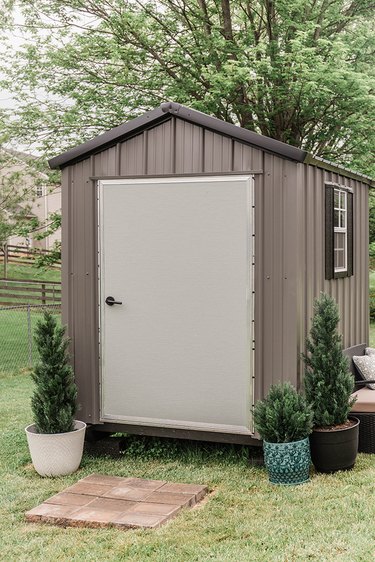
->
xmin=98 ymin=176 xmax=254 ymax=435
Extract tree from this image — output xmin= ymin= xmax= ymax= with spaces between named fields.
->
xmin=254 ymin=382 xmax=313 ymax=443
xmin=302 ymin=293 xmax=356 ymax=428
xmin=0 ymin=148 xmax=33 ymax=247
xmin=1 ymin=0 xmax=374 ymax=176
xmin=33 ymin=212 xmax=61 ymax=268
xmin=31 ymin=312 xmax=77 ymax=434
xmin=0 ymin=144 xmax=61 ymax=258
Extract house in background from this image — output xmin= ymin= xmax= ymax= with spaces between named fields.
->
xmin=0 ymin=148 xmax=61 ymax=250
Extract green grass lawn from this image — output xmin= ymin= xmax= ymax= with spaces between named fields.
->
xmin=0 ymin=263 xmax=61 ymax=372
xmin=0 ymin=309 xmax=33 ymax=372
xmin=0 ymin=309 xmax=60 ymax=373
xmin=1 ymin=263 xmax=61 ymax=282
xmin=2 ymin=372 xmax=375 ymax=561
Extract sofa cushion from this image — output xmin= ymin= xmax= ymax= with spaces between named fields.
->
xmin=351 ymin=387 xmax=375 ymax=413
xmin=352 ymin=355 xmax=375 ymax=390
xmin=366 ymin=347 xmax=375 ymax=356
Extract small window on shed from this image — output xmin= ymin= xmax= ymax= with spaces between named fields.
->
xmin=334 ymin=189 xmax=347 ymax=272
xmin=36 ymin=185 xmax=44 ymax=198
xmin=325 ymin=184 xmax=353 ymax=280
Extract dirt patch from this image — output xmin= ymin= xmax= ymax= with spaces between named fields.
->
xmin=314 ymin=419 xmax=357 ymax=432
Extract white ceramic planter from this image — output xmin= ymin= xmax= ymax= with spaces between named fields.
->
xmin=25 ymin=420 xmax=86 ymax=477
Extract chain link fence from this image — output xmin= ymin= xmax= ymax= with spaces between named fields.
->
xmin=0 ymin=304 xmax=61 ymax=373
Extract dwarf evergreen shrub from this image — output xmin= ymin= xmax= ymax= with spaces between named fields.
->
xmin=302 ymin=293 xmax=356 ymax=428
xmin=31 ymin=312 xmax=77 ymax=434
xmin=254 ymin=382 xmax=313 ymax=443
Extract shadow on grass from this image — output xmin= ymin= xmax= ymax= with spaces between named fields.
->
xmin=84 ymin=433 xmax=262 ymax=467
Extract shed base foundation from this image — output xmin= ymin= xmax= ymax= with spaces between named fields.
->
xmin=86 ymin=423 xmax=260 ymax=447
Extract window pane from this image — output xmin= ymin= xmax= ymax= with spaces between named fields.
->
xmin=335 ymin=250 xmax=345 ymax=270
xmin=334 ymin=191 xmax=340 ymax=208
xmin=340 ymin=192 xmax=346 ymax=209
xmin=335 ymin=232 xmax=345 ymax=251
xmin=340 ymin=210 xmax=346 ymax=228
xmin=332 ymin=187 xmax=349 ymax=274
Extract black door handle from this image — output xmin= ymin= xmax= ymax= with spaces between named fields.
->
xmin=105 ymin=296 xmax=123 ymax=306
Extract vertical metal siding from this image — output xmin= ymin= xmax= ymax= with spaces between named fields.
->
xmin=93 ymin=146 xmax=117 ymax=177
xmin=253 ymin=169 xmax=264 ymax=404
xmin=233 ymin=141 xmax=263 ymax=172
xmin=119 ymin=134 xmax=145 ymax=175
xmin=297 ymin=166 xmax=369 ymax=381
xmin=64 ymin=155 xmax=111 ymax=424
xmin=146 ymin=120 xmax=174 ymax=174
xmin=256 ymin=154 xmax=300 ymax=400
xmin=62 ymin=116 xmax=369 ymax=427
xmin=175 ymin=120 xmax=204 ymax=173
xmin=70 ymin=161 xmax=86 ymax=419
xmin=61 ymin=166 xmax=72 ymax=345
xmin=203 ymin=131 xmax=233 ymax=172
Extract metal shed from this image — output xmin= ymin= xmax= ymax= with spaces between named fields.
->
xmin=49 ymin=102 xmax=373 ymax=445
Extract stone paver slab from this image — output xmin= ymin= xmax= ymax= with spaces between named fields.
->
xmin=145 ymin=491 xmax=196 ymax=507
xmin=81 ymin=474 xmax=130 ymax=486
xmin=103 ymin=486 xmax=152 ymax=501
xmin=127 ymin=502 xmax=181 ymax=516
xmin=86 ymin=497 xmax=136 ymax=512
xmin=114 ymin=512 xmax=166 ymax=529
xmin=44 ymin=492 xmax=96 ymax=507
xmin=26 ymin=503 xmax=80 ymax=521
xmin=70 ymin=507 xmax=128 ymax=526
xmin=63 ymin=482 xmax=114 ymax=496
xmin=124 ymin=477 xmax=166 ymax=491
xmin=25 ymin=473 xmax=208 ymax=530
xmin=160 ymin=483 xmax=208 ymax=499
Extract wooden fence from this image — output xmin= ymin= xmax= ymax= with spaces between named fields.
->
xmin=0 ymin=244 xmax=61 ymax=272
xmin=0 ymin=278 xmax=61 ymax=307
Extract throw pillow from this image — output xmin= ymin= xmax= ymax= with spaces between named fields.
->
xmin=353 ymin=355 xmax=375 ymax=390
xmin=365 ymin=347 xmax=375 ymax=356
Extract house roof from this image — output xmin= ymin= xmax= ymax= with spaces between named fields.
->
xmin=1 ymin=147 xmax=50 ymax=181
xmin=48 ymin=102 xmax=374 ymax=186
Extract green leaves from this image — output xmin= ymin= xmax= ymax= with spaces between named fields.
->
xmin=31 ymin=312 xmax=77 ymax=434
xmin=302 ymin=293 xmax=356 ymax=428
xmin=1 ymin=0 xmax=374 ymax=176
xmin=254 ymin=382 xmax=313 ymax=443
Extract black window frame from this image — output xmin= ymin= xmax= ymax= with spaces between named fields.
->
xmin=325 ymin=183 xmax=353 ymax=280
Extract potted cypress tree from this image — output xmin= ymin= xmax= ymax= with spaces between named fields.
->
xmin=303 ymin=293 xmax=359 ymax=473
xmin=25 ymin=312 xmax=86 ymax=477
xmin=254 ymin=382 xmax=313 ymax=485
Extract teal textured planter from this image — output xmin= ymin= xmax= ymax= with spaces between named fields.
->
xmin=263 ymin=437 xmax=311 ymax=485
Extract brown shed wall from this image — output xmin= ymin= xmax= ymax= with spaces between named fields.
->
xmin=61 ymin=116 xmax=369 ymax=429
xmin=296 ymin=165 xmax=369 ymax=384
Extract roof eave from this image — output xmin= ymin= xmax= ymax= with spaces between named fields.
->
xmin=160 ymin=102 xmax=307 ymax=163
xmin=49 ymin=102 xmax=307 ymax=170
xmin=48 ymin=102 xmax=374 ymax=186
xmin=303 ymin=154 xmax=374 ymax=187
xmin=48 ymin=107 xmax=168 ymax=169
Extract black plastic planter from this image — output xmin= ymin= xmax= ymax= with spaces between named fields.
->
xmin=309 ymin=416 xmax=360 ymax=473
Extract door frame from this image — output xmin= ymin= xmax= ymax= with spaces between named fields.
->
xmin=97 ymin=175 xmax=255 ymax=435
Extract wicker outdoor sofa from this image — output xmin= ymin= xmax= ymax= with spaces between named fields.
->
xmin=344 ymin=344 xmax=375 ymax=453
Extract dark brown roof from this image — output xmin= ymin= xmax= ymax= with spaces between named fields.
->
xmin=48 ymin=102 xmax=306 ymax=169
xmin=48 ymin=102 xmax=373 ymax=185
